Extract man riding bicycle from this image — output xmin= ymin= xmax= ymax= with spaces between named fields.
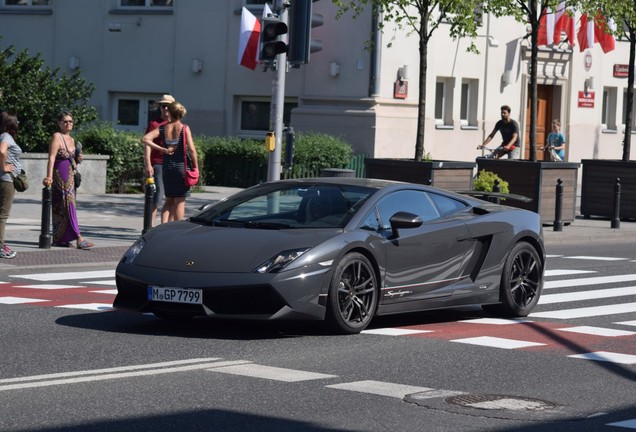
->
xmin=477 ymin=105 xmax=520 ymax=159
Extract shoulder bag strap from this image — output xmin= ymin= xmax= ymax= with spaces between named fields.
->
xmin=59 ymin=134 xmax=77 ymax=170
xmin=182 ymin=125 xmax=189 ymax=169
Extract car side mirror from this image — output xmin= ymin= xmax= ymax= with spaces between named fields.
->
xmin=389 ymin=211 xmax=423 ymax=238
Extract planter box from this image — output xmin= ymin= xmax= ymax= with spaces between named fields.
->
xmin=581 ymin=159 xmax=636 ymax=220
xmin=364 ymin=158 xmax=475 ymax=191
xmin=476 ymin=159 xmax=580 ymax=224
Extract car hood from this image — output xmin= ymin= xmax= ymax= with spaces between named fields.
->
xmin=135 ymin=221 xmax=341 ymax=273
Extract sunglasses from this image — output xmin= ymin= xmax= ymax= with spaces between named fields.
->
xmin=61 ymin=120 xmax=74 ymax=124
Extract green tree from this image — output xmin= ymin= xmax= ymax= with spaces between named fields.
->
xmin=579 ymin=0 xmax=635 ymax=160
xmin=0 ymin=41 xmax=97 ymax=152
xmin=332 ymin=0 xmax=482 ymax=161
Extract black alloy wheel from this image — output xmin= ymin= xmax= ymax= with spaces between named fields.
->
xmin=325 ymin=252 xmax=378 ymax=334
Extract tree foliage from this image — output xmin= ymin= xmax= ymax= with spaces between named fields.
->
xmin=332 ymin=0 xmax=482 ymax=161
xmin=0 ymin=40 xmax=97 ymax=152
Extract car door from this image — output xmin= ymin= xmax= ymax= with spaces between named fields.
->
xmin=375 ymin=190 xmax=476 ymax=303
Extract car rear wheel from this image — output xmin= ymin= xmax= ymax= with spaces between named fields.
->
xmin=484 ymin=241 xmax=543 ymax=317
xmin=325 ymin=252 xmax=378 ymax=334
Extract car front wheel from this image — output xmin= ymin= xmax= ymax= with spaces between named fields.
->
xmin=325 ymin=252 xmax=378 ymax=334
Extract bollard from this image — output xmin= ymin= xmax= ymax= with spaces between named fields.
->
xmin=142 ymin=177 xmax=156 ymax=234
xmin=611 ymin=178 xmax=621 ymax=229
xmin=39 ymin=186 xmax=52 ymax=249
xmin=553 ymin=178 xmax=563 ymax=232
xmin=491 ymin=179 xmax=501 ymax=204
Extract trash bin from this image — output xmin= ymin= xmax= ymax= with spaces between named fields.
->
xmin=320 ymin=168 xmax=355 ymax=178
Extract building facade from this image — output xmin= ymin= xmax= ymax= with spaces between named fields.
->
xmin=0 ymin=0 xmax=633 ymax=164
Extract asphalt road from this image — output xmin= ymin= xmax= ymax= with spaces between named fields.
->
xmin=0 ymin=243 xmax=635 ymax=431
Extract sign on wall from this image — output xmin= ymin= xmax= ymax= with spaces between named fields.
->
xmin=578 ymin=91 xmax=595 ymax=108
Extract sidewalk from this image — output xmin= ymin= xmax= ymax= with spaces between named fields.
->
xmin=2 ymin=186 xmax=636 ymax=270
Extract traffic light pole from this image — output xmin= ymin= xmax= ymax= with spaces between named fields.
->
xmin=267 ymin=4 xmax=288 ymax=182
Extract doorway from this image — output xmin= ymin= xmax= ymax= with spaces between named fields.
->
xmin=524 ymin=84 xmax=554 ymax=161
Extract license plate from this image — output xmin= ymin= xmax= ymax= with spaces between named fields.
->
xmin=148 ymin=286 xmax=202 ymax=305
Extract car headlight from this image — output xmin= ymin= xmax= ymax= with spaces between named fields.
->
xmin=255 ymin=248 xmax=310 ymax=274
xmin=120 ymin=237 xmax=145 ymax=264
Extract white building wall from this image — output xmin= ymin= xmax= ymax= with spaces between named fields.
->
xmin=0 ymin=1 xmax=633 ymax=163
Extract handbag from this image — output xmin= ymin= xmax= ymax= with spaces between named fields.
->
xmin=10 ymin=169 xmax=29 ymax=192
xmin=74 ymin=171 xmax=82 ymax=188
xmin=182 ymin=125 xmax=199 ymax=187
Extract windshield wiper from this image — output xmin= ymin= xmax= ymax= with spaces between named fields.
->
xmin=243 ymin=221 xmax=294 ymax=230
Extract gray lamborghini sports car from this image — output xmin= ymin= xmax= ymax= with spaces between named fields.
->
xmin=114 ymin=178 xmax=545 ymax=334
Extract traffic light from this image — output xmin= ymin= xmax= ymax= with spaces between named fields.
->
xmin=259 ymin=17 xmax=288 ymax=61
xmin=288 ymin=0 xmax=323 ymax=65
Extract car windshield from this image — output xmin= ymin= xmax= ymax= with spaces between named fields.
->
xmin=191 ymin=183 xmax=376 ymax=229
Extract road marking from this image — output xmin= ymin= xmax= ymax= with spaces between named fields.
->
xmin=83 ymin=280 xmax=116 ymax=286
xmin=607 ymin=419 xmax=636 ymax=429
xmin=532 ymin=303 xmax=636 ymax=319
xmin=55 ymin=303 xmax=113 ymax=311
xmin=459 ymin=318 xmax=532 ymax=325
xmin=13 ymin=284 xmax=84 ymax=290
xmin=10 ymin=270 xmax=115 ymax=281
xmin=563 ymin=256 xmax=628 ymax=261
xmin=540 ymin=286 xmax=636 ymax=304
xmin=90 ymin=289 xmax=117 ymax=295
xmin=326 ymin=380 xmax=434 ymax=398
xmin=210 ymin=364 xmax=337 ymax=382
xmin=616 ymin=320 xmax=636 ymax=328
xmin=450 ymin=336 xmax=545 ymax=349
xmin=362 ymin=328 xmax=433 ymax=336
xmin=556 ymin=326 xmax=636 ymax=337
xmin=568 ymin=352 xmax=636 ymax=365
xmin=0 ymin=358 xmax=248 ymax=391
xmin=544 ymin=269 xmax=596 ymax=277
xmin=544 ymin=274 xmax=636 ymax=289
xmin=0 ymin=296 xmax=48 ymax=304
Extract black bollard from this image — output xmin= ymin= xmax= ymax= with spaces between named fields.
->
xmin=611 ymin=178 xmax=621 ymax=229
xmin=553 ymin=178 xmax=563 ymax=232
xmin=142 ymin=177 xmax=156 ymax=234
xmin=491 ymin=179 xmax=501 ymax=204
xmin=39 ymin=186 xmax=52 ymax=249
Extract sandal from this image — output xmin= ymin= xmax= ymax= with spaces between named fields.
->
xmin=77 ymin=240 xmax=94 ymax=250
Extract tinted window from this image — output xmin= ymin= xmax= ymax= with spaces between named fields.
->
xmin=376 ymin=190 xmax=440 ymax=230
xmin=429 ymin=192 xmax=467 ymax=216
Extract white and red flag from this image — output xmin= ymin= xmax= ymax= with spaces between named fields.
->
xmin=238 ymin=7 xmax=261 ymax=70
xmin=577 ymin=11 xmax=616 ymax=53
xmin=538 ymin=1 xmax=575 ymax=46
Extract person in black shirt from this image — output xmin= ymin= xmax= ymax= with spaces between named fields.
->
xmin=479 ymin=105 xmax=520 ymax=159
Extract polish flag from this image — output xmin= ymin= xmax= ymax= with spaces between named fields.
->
xmin=578 ymin=12 xmax=616 ymax=53
xmin=238 ymin=7 xmax=261 ymax=70
xmin=538 ymin=2 xmax=575 ymax=46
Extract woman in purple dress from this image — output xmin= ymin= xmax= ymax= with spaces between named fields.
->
xmin=42 ymin=112 xmax=94 ymax=249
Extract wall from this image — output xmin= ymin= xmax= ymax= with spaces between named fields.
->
xmin=20 ymin=154 xmax=110 ymax=195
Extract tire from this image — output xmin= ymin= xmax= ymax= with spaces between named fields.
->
xmin=325 ymin=252 xmax=378 ymax=334
xmin=484 ymin=241 xmax=543 ymax=317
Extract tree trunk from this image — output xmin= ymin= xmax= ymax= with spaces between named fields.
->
xmin=414 ymin=13 xmax=428 ymax=161
xmin=528 ymin=4 xmax=538 ymax=162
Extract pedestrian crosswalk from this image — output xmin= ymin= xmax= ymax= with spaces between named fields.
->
xmin=1 ymin=255 xmax=636 ymax=367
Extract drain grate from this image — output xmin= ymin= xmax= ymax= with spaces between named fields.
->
xmin=446 ymin=394 xmax=558 ymax=412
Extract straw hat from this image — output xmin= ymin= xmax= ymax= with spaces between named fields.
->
xmin=157 ymin=94 xmax=175 ymax=104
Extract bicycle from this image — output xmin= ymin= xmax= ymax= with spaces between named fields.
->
xmin=539 ymin=145 xmax=563 ymax=162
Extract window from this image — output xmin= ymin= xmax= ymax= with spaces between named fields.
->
xmin=622 ymin=88 xmax=636 ymax=131
xmin=460 ymin=79 xmax=478 ymax=128
xmin=435 ymin=77 xmax=454 ymax=128
xmin=119 ymin=0 xmax=172 ymax=7
xmin=2 ymin=0 xmax=50 ymax=6
xmin=376 ymin=190 xmax=441 ymax=231
xmin=112 ymin=94 xmax=164 ymax=132
xmin=601 ymin=87 xmax=617 ymax=132
xmin=239 ymin=98 xmax=297 ymax=135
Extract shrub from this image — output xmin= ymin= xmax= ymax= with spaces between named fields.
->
xmin=285 ymin=132 xmax=353 ymax=177
xmin=74 ymin=123 xmax=144 ymax=193
xmin=473 ymin=169 xmax=509 ymax=194
xmin=0 ymin=41 xmax=97 ymax=152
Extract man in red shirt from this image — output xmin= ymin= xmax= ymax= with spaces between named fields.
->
xmin=144 ymin=94 xmax=174 ymax=226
